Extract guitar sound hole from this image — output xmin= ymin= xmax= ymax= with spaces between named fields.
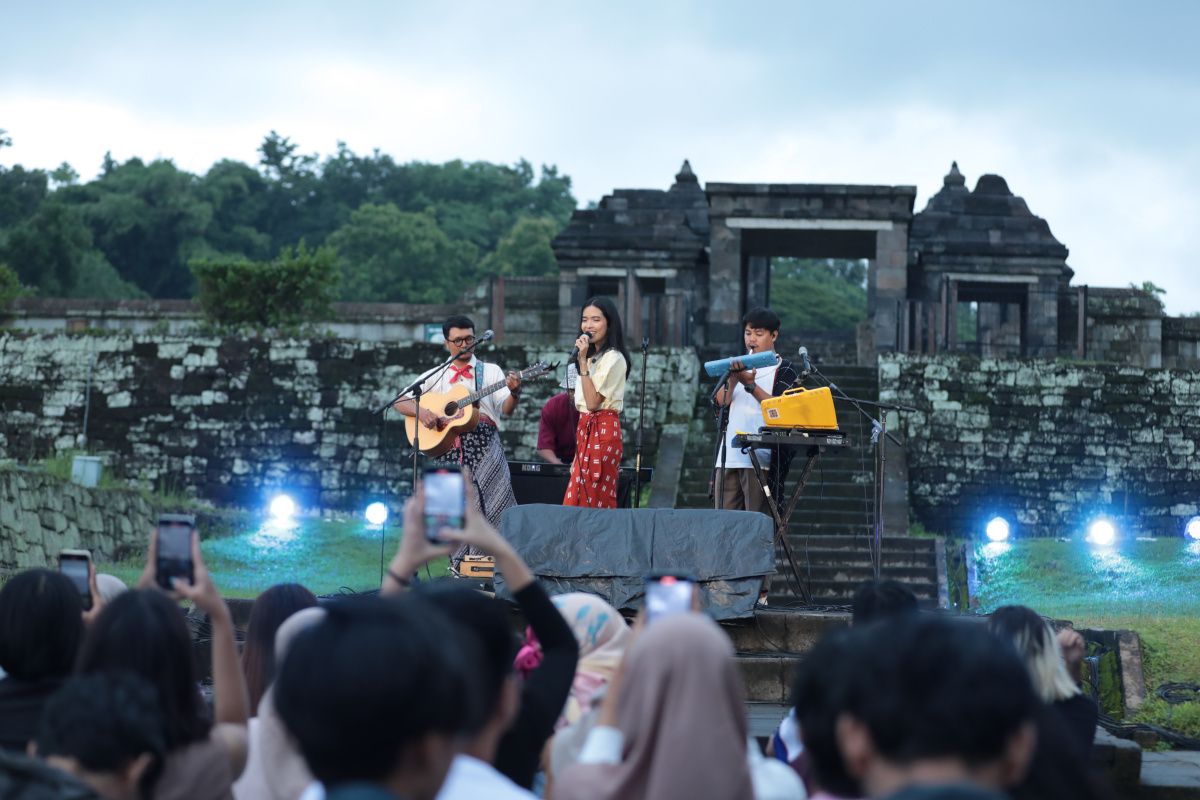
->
xmin=443 ymin=403 xmax=459 ymax=417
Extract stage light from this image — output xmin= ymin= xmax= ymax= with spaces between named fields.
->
xmin=1186 ymin=516 xmax=1200 ymax=541
xmin=365 ymin=502 xmax=389 ymax=526
xmin=985 ymin=517 xmax=1011 ymax=543
xmin=1086 ymin=518 xmax=1117 ymax=547
xmin=269 ymin=494 xmax=296 ymax=520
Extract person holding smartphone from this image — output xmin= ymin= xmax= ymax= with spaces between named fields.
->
xmin=76 ymin=518 xmax=251 ymax=799
xmin=383 ymin=474 xmax=579 ymax=795
xmin=563 ymin=297 xmax=632 ymax=509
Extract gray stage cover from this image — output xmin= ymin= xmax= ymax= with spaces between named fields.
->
xmin=495 ymin=504 xmax=775 ymax=620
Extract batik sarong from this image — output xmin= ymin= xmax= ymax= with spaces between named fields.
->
xmin=441 ymin=417 xmax=516 ymax=564
xmin=563 ymin=409 xmax=623 ymax=509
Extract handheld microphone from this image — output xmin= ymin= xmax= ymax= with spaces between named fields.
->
xmin=703 ymin=350 xmax=778 ymax=378
xmin=798 ymin=346 xmax=812 ymax=378
xmin=568 ymin=331 xmax=593 ymax=363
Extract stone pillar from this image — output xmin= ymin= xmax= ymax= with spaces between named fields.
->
xmin=872 ymin=228 xmax=908 ymax=353
xmin=708 ymin=221 xmax=742 ymax=346
xmin=1025 ymin=277 xmax=1060 ymax=359
xmin=745 ymin=255 xmax=770 ymax=312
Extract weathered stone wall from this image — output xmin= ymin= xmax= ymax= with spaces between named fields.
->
xmin=0 ymin=333 xmax=698 ymax=510
xmin=881 ymin=354 xmax=1200 ymax=538
xmin=0 ymin=468 xmax=154 ymax=571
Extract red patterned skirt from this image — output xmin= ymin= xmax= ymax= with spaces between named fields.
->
xmin=563 ymin=409 xmax=623 ymax=508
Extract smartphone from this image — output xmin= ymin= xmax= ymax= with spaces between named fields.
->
xmin=423 ymin=465 xmax=465 ymax=543
xmin=58 ymin=549 xmax=93 ymax=611
xmin=645 ymin=572 xmax=696 ymax=624
xmin=155 ymin=513 xmax=196 ymax=591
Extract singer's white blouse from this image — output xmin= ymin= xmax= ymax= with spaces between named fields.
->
xmin=574 ymin=349 xmax=626 ymax=413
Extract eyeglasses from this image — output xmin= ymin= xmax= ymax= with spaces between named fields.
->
xmin=448 ymin=335 xmax=477 ymax=347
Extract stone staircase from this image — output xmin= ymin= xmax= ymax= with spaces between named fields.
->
xmin=677 ymin=364 xmax=940 ymax=605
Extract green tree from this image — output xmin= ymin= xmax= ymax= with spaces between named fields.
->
xmin=480 ymin=216 xmax=560 ymax=277
xmin=191 ymin=242 xmax=338 ymax=328
xmin=327 ymin=203 xmax=476 ymax=304
xmin=0 ymin=262 xmax=28 ymax=309
xmin=0 ymin=200 xmax=143 ymax=298
xmin=0 ymin=165 xmax=48 ymax=228
xmin=64 ymin=157 xmax=214 ymax=297
xmin=770 ymin=258 xmax=868 ymax=333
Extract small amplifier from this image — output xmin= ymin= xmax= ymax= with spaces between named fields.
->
xmin=456 ymin=555 xmax=495 ymax=580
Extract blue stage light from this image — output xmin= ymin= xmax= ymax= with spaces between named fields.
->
xmin=1186 ymin=516 xmax=1200 ymax=541
xmin=1086 ymin=518 xmax=1117 ymax=547
xmin=365 ymin=502 xmax=389 ymax=526
xmin=269 ymin=494 xmax=297 ymax=520
xmin=985 ymin=517 xmax=1011 ymax=543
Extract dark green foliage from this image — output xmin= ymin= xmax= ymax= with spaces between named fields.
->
xmin=0 ymin=262 xmax=28 ymax=309
xmin=191 ymin=242 xmax=338 ymax=328
xmin=327 ymin=204 xmax=474 ymax=304
xmin=0 ymin=132 xmax=575 ymax=300
xmin=770 ymin=258 xmax=868 ymax=333
xmin=481 ymin=216 xmax=561 ymax=277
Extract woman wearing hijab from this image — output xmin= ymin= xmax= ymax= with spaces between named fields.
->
xmin=233 ymin=606 xmax=326 ymax=800
xmin=554 ymin=613 xmax=805 ymax=800
xmin=551 ymin=593 xmax=631 ymax=729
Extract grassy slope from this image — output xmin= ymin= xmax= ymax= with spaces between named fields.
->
xmin=973 ymin=538 xmax=1200 ymax=736
xmin=101 ymin=516 xmax=451 ymax=599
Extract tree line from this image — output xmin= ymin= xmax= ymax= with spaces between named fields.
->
xmin=0 ymin=129 xmax=574 ymax=305
xmin=0 ymin=127 xmax=871 ymax=333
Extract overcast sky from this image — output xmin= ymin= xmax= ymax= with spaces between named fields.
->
xmin=3 ymin=1 xmax=1197 ymax=312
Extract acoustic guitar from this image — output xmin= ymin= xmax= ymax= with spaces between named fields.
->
xmin=402 ymin=361 xmax=552 ymax=457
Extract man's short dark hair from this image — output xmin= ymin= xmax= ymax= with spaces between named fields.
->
xmin=791 ymin=628 xmax=864 ymax=797
xmin=842 ymin=615 xmax=1038 ymax=767
xmin=741 ymin=307 xmax=781 ymax=333
xmin=36 ymin=673 xmax=166 ymax=775
xmin=414 ymin=581 xmax=515 ymax=733
xmin=0 ymin=569 xmax=84 ymax=681
xmin=442 ymin=315 xmax=476 ymax=338
xmin=273 ymin=596 xmax=474 ymax=787
xmin=851 ymin=579 xmax=919 ymax=626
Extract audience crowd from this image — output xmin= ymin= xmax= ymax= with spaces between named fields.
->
xmin=0 ymin=485 xmax=1108 ymax=800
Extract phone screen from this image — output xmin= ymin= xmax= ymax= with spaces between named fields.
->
xmin=155 ymin=515 xmax=195 ymax=591
xmin=645 ymin=575 xmax=694 ymax=623
xmin=58 ymin=554 xmax=92 ymax=610
xmin=158 ymin=524 xmax=192 ymax=560
xmin=423 ymin=467 xmax=465 ymax=542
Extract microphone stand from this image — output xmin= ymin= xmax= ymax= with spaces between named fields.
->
xmin=377 ymin=337 xmax=490 ymax=490
xmin=709 ymin=370 xmax=732 ymax=508
xmin=631 ymin=336 xmax=650 ymax=508
xmin=807 ymin=364 xmax=916 ymax=578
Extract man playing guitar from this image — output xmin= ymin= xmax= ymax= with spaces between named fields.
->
xmin=393 ymin=315 xmax=522 ymax=566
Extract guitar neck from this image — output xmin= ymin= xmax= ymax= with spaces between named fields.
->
xmin=457 ymin=364 xmax=544 ymax=408
xmin=462 ymin=377 xmax=509 ymax=407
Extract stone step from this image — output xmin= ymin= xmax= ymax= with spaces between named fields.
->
xmin=778 ymin=564 xmax=939 ymax=584
xmin=769 ymin=578 xmax=939 ymax=603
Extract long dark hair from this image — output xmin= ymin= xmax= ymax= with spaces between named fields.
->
xmin=76 ymin=590 xmax=211 ymax=750
xmin=0 ymin=569 xmax=85 ymax=682
xmin=242 ymin=583 xmax=318 ymax=714
xmin=581 ymin=296 xmax=631 ymax=377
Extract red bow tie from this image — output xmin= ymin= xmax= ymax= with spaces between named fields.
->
xmin=450 ymin=364 xmax=473 ymax=384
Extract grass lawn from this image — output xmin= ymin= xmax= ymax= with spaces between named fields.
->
xmin=100 ymin=515 xmax=451 ymax=600
xmin=972 ymin=537 xmax=1200 ymax=736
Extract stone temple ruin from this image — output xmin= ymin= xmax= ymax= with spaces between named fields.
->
xmin=551 ymin=160 xmax=1200 ymax=369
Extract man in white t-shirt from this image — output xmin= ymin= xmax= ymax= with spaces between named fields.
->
xmin=712 ymin=308 xmax=799 ymax=514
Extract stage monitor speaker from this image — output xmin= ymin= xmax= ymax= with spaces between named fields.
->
xmin=508 ymin=462 xmax=653 ymax=507
xmin=496 ymin=504 xmax=773 ymax=620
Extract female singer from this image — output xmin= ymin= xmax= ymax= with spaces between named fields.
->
xmin=563 ymin=297 xmax=631 ymax=508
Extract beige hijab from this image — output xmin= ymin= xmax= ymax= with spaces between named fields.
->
xmin=554 ymin=613 xmax=754 ymax=800
xmin=551 ymin=592 xmax=631 ymax=727
xmin=232 ymin=607 xmax=326 ymax=800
